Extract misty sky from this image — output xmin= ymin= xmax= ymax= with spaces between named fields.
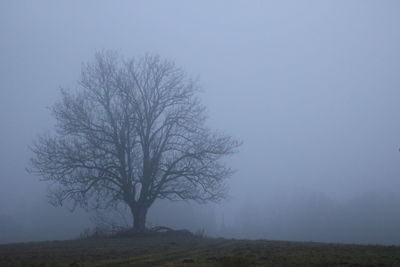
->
xmin=1 ymin=1 xmax=400 ymax=244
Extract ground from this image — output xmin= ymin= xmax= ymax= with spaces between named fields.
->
xmin=1 ymin=235 xmax=400 ymax=266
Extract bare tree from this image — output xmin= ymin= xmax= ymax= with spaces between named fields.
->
xmin=29 ymin=51 xmax=240 ymax=231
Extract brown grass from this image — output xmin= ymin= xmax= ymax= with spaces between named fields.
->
xmin=1 ymin=235 xmax=400 ymax=266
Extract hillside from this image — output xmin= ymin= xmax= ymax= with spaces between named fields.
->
xmin=1 ymin=235 xmax=400 ymax=266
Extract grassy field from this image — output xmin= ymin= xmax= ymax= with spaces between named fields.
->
xmin=1 ymin=235 xmax=400 ymax=266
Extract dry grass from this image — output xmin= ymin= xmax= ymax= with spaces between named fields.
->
xmin=1 ymin=235 xmax=400 ymax=266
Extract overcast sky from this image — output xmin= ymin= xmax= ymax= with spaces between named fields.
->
xmin=1 ymin=0 xmax=400 ymax=244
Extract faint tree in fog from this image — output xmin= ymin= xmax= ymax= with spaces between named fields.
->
xmin=29 ymin=51 xmax=240 ymax=231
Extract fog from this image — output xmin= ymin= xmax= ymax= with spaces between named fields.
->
xmin=1 ymin=0 xmax=400 ymax=245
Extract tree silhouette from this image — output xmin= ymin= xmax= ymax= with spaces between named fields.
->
xmin=29 ymin=51 xmax=240 ymax=231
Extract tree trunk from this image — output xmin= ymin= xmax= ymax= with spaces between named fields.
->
xmin=131 ymin=203 xmax=148 ymax=231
